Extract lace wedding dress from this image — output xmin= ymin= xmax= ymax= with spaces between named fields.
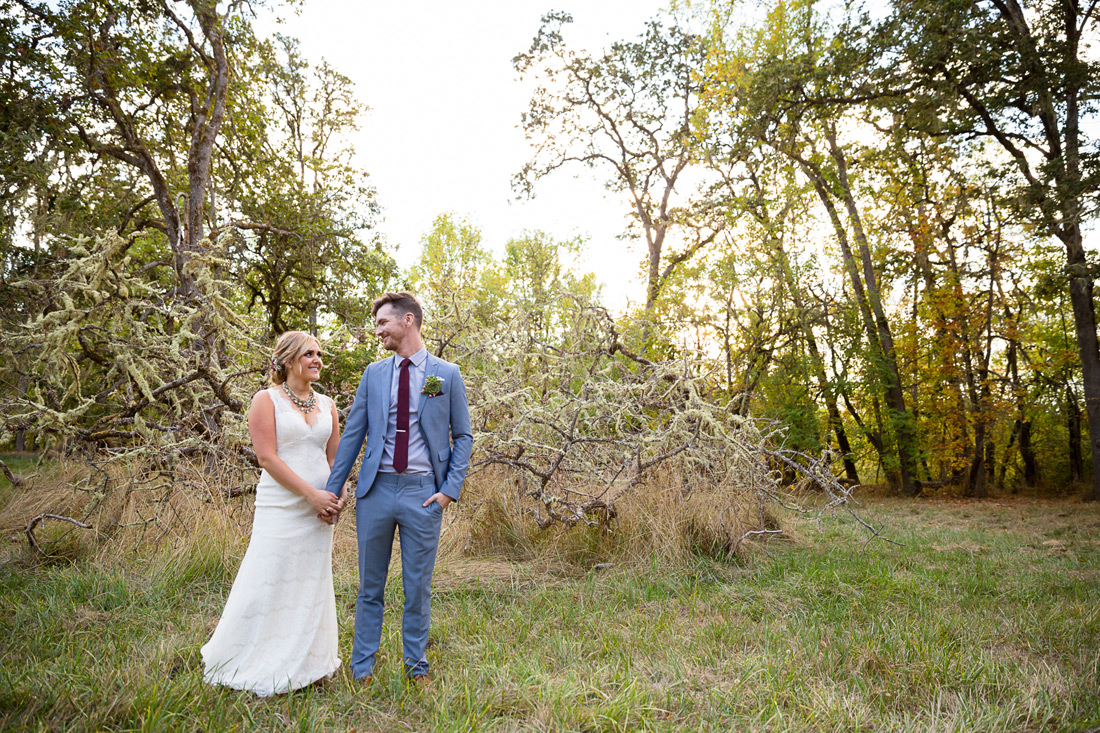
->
xmin=202 ymin=388 xmax=341 ymax=696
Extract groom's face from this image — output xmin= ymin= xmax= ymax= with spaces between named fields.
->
xmin=375 ymin=303 xmax=413 ymax=352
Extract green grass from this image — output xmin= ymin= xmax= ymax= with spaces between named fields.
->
xmin=0 ymin=453 xmax=41 ymax=496
xmin=2 ymin=497 xmax=1098 ymax=731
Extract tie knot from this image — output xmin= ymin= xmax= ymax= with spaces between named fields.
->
xmin=401 ymin=358 xmax=412 ymax=368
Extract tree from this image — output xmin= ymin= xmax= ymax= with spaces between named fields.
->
xmin=503 ymin=230 xmax=598 ymax=343
xmin=702 ymin=0 xmax=923 ymax=493
xmin=702 ymin=113 xmax=862 ymax=481
xmin=886 ymin=0 xmax=1100 ymax=498
xmin=221 ymin=34 xmax=391 ymax=336
xmin=409 ymin=213 xmax=504 ymax=360
xmin=514 ymin=12 xmax=722 ymax=345
xmin=0 ymin=0 xmax=391 ymax=466
xmin=7 ymin=0 xmax=242 ymax=294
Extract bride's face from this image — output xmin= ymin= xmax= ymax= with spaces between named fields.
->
xmin=293 ymin=341 xmax=323 ymax=382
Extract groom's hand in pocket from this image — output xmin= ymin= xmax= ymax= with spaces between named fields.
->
xmin=423 ymin=492 xmax=451 ymax=510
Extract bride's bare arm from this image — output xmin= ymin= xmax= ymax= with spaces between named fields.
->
xmin=326 ymin=398 xmax=341 ymax=468
xmin=249 ymin=391 xmax=341 ymax=517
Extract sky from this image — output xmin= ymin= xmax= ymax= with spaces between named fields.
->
xmin=264 ymin=0 xmax=673 ymax=312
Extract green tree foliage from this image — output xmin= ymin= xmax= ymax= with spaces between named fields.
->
xmin=410 ymin=217 xmax=603 ymax=369
xmin=514 ymin=12 xmax=723 ymax=339
xmin=881 ymin=0 xmax=1100 ymax=497
xmin=3 ymin=0 xmax=242 ymax=289
xmin=1 ymin=0 xmax=1094 ymax=530
xmin=504 ymin=231 xmax=596 ymax=337
xmin=409 ymin=213 xmax=504 ymax=360
xmin=0 ymin=1 xmax=392 ymax=465
xmin=682 ymin=0 xmax=1096 ymax=495
xmin=699 ymin=0 xmax=924 ymax=493
xmin=223 ymin=34 xmax=393 ymax=336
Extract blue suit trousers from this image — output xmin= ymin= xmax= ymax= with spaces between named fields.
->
xmin=352 ymin=472 xmax=442 ymax=679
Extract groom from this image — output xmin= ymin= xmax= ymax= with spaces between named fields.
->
xmin=324 ymin=291 xmax=472 ymax=685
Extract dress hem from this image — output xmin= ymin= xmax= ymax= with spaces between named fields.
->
xmin=204 ymin=659 xmax=341 ymax=698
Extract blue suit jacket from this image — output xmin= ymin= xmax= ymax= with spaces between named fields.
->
xmin=324 ymin=353 xmax=473 ymax=500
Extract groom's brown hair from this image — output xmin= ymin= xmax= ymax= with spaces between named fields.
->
xmin=372 ymin=291 xmax=423 ymax=330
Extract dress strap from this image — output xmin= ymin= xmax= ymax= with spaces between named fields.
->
xmin=266 ymin=386 xmax=290 ymax=412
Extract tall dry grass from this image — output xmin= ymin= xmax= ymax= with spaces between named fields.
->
xmin=441 ymin=462 xmax=791 ymax=568
xmin=0 ymin=457 xmax=255 ymax=568
xmin=2 ymin=453 xmax=803 ymax=572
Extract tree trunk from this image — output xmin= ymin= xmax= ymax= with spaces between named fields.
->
xmin=805 ymin=324 xmax=860 ymax=485
xmin=185 ymin=5 xmax=230 ymax=258
xmin=1067 ymin=385 xmax=1084 ymax=484
xmin=1065 ymin=234 xmax=1100 ymax=499
xmin=756 ymin=187 xmax=862 ymax=486
xmin=819 ymin=131 xmax=919 ymax=495
xmin=997 ymin=422 xmax=1016 ymax=492
xmin=830 ymin=144 xmax=918 ymax=495
xmin=723 ymin=293 xmax=734 ymax=392
xmin=1050 ymin=0 xmax=1100 ymax=501
xmin=967 ymin=421 xmax=987 ymax=498
xmin=1019 ymin=419 xmax=1038 ymax=487
xmin=984 ymin=436 xmax=995 ymax=489
xmin=964 ymin=236 xmax=998 ymax=499
xmin=831 ymin=401 xmax=861 ymax=485
xmin=984 ymin=0 xmax=1099 ymax=499
xmin=14 ymin=372 xmax=28 ymax=452
xmin=1005 ymin=327 xmax=1038 ymax=489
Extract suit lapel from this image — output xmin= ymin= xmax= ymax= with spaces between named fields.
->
xmin=418 ymin=354 xmax=438 ymax=419
xmin=373 ymin=356 xmax=394 ymax=429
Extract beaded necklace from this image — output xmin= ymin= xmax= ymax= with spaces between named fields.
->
xmin=282 ymin=381 xmax=317 ymax=414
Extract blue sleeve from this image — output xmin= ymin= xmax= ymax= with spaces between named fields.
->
xmin=441 ymin=365 xmax=473 ymax=501
xmin=324 ymin=368 xmax=370 ymax=495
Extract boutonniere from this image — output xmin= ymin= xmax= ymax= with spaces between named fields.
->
xmin=421 ymin=375 xmax=445 ymax=397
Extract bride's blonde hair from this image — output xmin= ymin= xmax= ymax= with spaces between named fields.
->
xmin=269 ymin=331 xmax=321 ymax=386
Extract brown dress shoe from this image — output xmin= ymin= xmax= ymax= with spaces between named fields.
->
xmin=410 ymin=673 xmax=432 ymax=689
xmin=356 ymin=675 xmax=374 ymax=687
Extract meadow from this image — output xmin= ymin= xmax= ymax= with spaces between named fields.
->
xmin=1 ymin=484 xmax=1098 ymax=732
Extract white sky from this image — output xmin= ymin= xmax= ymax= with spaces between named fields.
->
xmin=267 ymin=0 xmax=672 ymax=312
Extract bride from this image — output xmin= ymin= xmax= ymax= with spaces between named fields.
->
xmin=202 ymin=331 xmax=347 ymax=696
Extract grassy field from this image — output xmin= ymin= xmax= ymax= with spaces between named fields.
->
xmin=1 ymin=495 xmax=1098 ymax=731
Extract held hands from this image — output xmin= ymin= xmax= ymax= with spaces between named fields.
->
xmin=317 ymin=484 xmax=348 ymax=526
xmin=423 ymin=492 xmax=452 ymax=510
xmin=309 ymin=488 xmax=343 ymax=521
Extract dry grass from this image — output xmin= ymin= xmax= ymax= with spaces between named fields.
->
xmin=2 ymin=456 xmax=805 ymax=572
xmin=0 ymin=457 xmax=255 ymax=567
xmin=445 ymin=462 xmax=797 ymax=569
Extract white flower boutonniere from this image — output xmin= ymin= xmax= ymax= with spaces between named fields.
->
xmin=421 ymin=375 xmax=445 ymax=397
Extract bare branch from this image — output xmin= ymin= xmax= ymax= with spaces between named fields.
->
xmin=25 ymin=513 xmax=93 ymax=556
xmin=0 ymin=459 xmax=25 ymax=487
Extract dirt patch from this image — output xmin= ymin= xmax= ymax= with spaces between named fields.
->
xmin=434 ymin=559 xmax=521 ymax=588
xmin=1042 ymin=539 xmax=1070 ymax=554
xmin=61 ymin=606 xmax=115 ymax=632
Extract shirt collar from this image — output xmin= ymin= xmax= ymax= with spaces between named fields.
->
xmin=396 ymin=347 xmax=428 ymax=369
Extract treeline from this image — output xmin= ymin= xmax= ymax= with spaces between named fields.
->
xmin=0 ymin=0 xmax=393 ymax=465
xmin=0 ymin=0 xmax=1096 ymax=502
xmin=511 ymin=0 xmax=1099 ymax=498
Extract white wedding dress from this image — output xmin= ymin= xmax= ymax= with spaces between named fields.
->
xmin=202 ymin=388 xmax=341 ymax=696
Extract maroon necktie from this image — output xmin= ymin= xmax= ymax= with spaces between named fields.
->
xmin=394 ymin=358 xmax=412 ymax=472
